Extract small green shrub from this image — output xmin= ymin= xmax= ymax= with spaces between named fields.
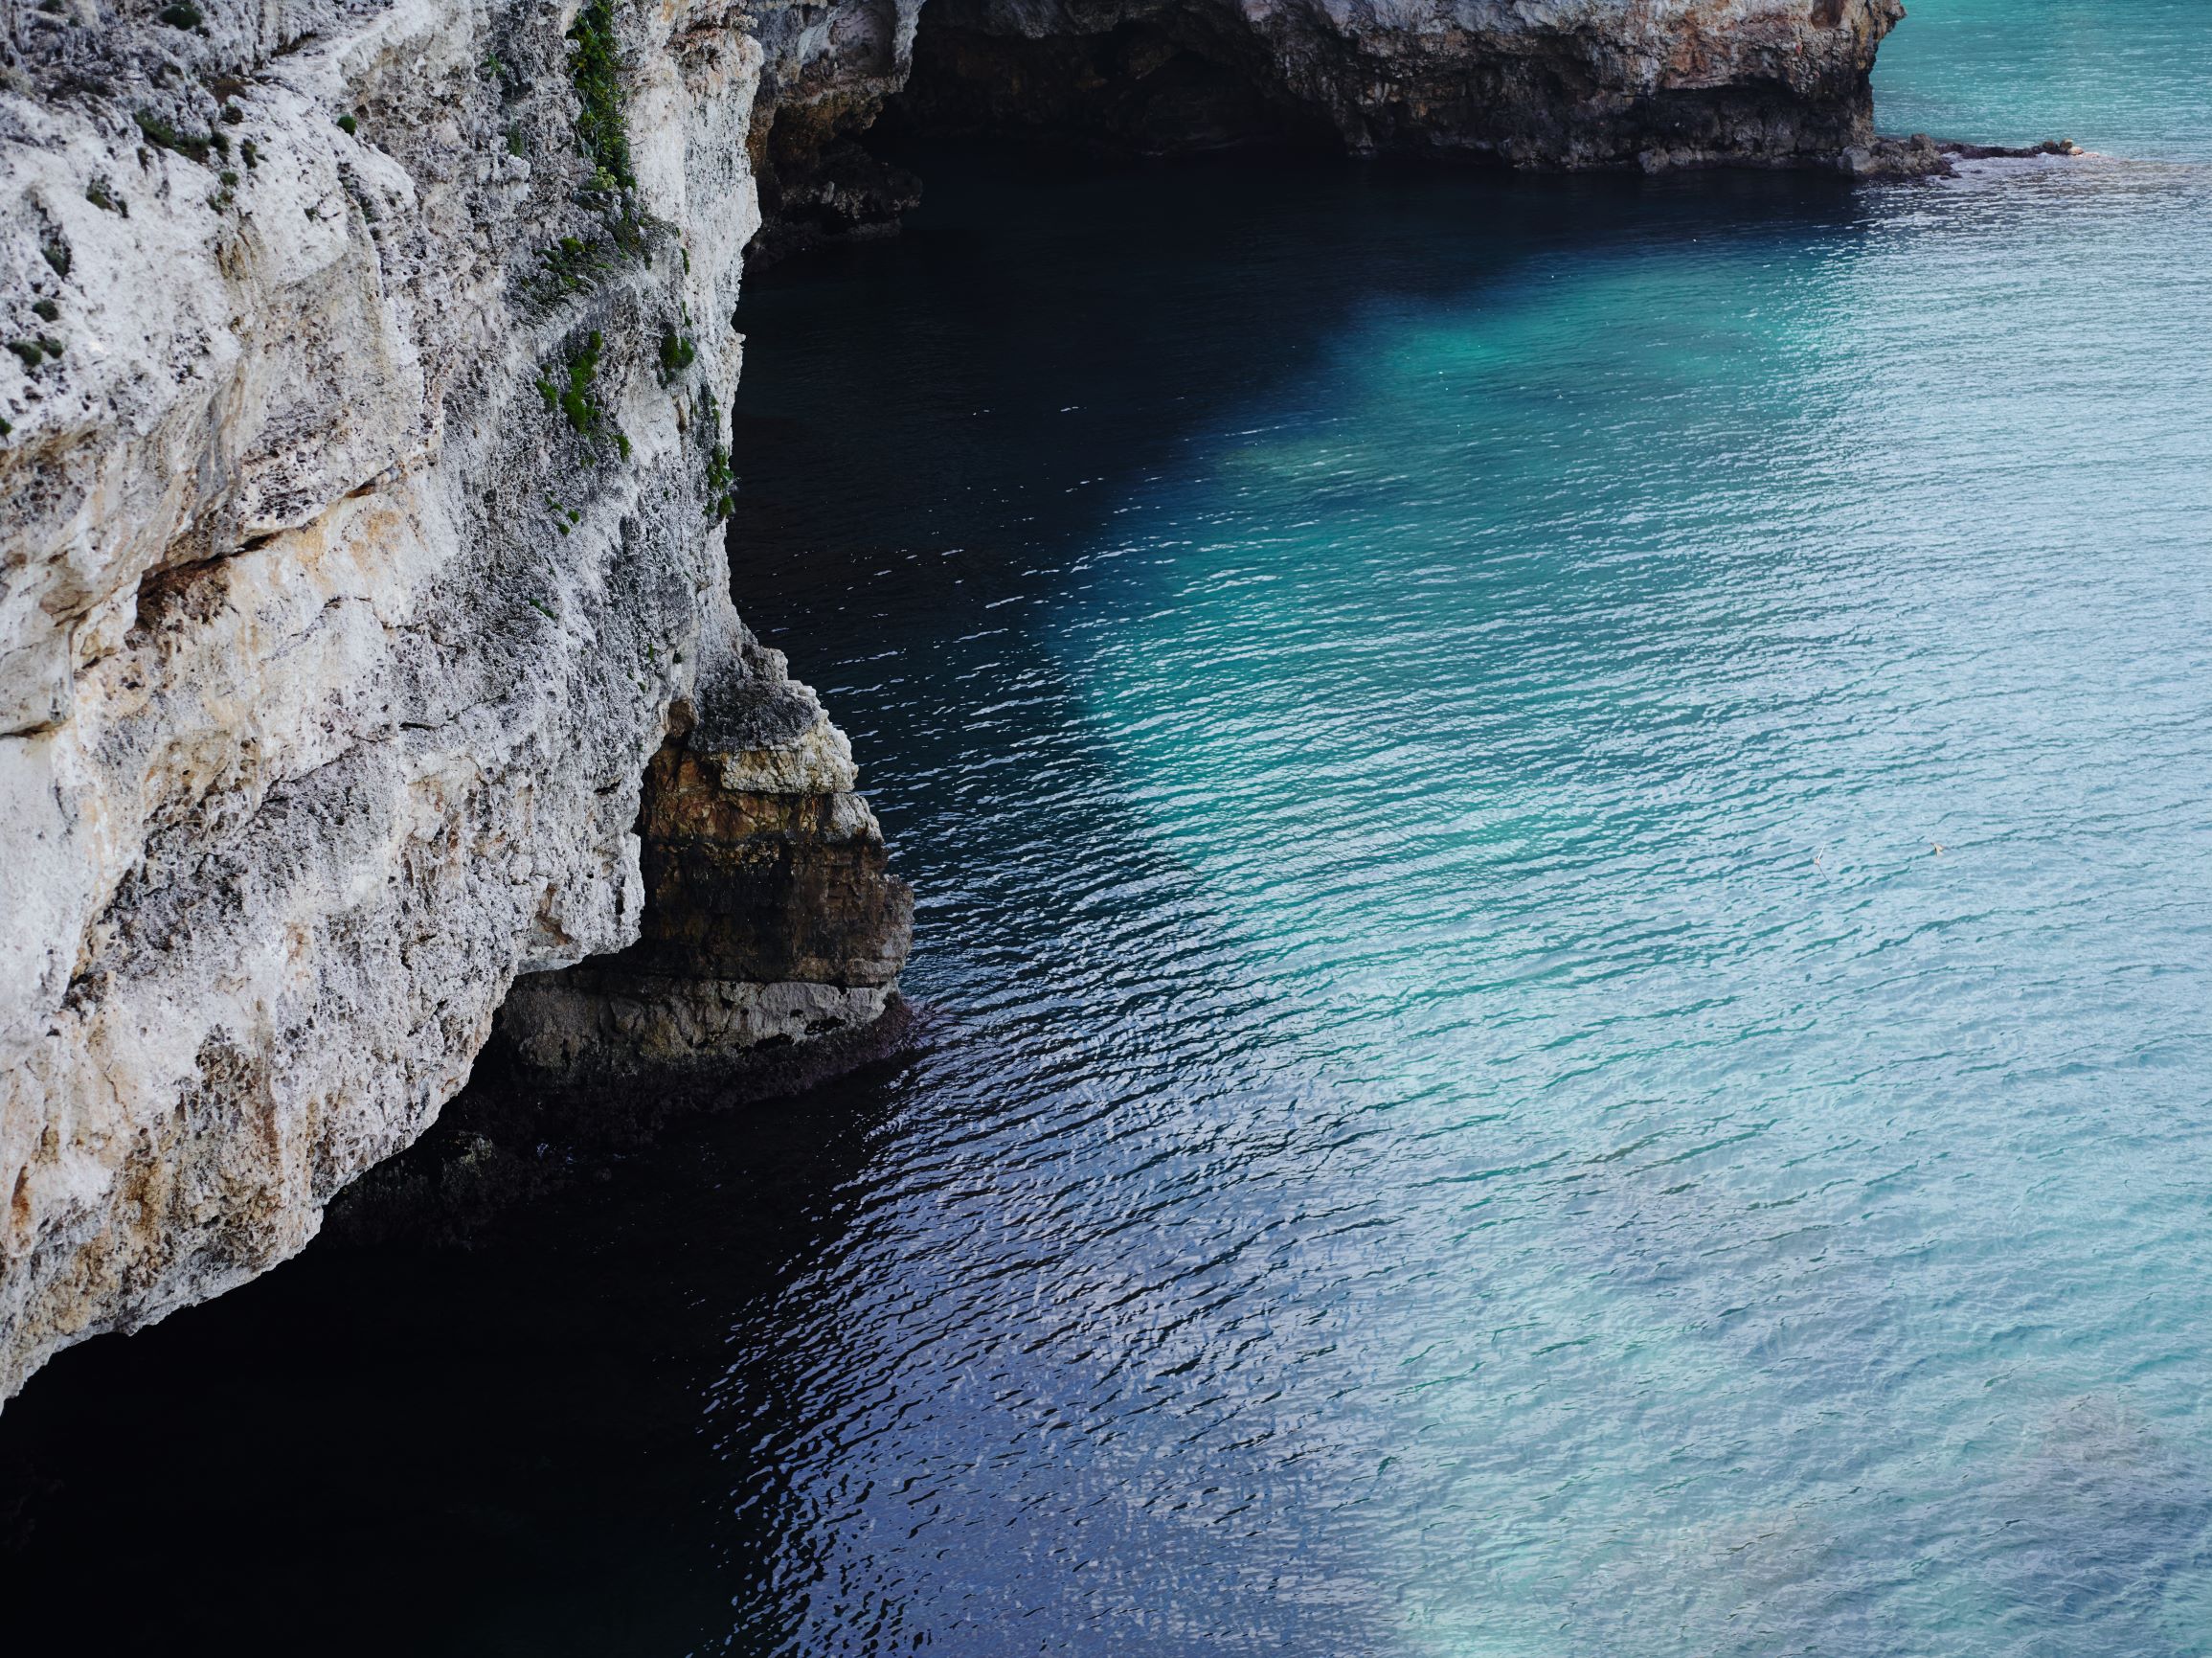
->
xmin=535 ymin=331 xmax=618 ymax=449
xmin=565 ymin=0 xmax=633 ymax=193
xmin=694 ymin=385 xmax=734 ymax=520
xmin=157 ymin=2 xmax=202 ymax=28
xmin=7 ymin=341 xmax=44 ymax=369
xmin=506 ymin=125 xmax=526 ymax=157
xmin=240 ymin=140 xmax=259 ymax=169
xmin=33 ymin=300 xmax=58 ymax=322
xmin=85 ymin=177 xmax=123 ymax=213
xmin=528 ymin=234 xmax=615 ymax=303
xmin=606 ymin=205 xmax=650 ymax=260
xmin=657 ymin=331 xmax=695 ymax=384
xmin=336 ymin=113 xmax=357 ymax=135
xmin=41 ymin=242 xmax=69 ymax=278
xmin=543 ymin=496 xmax=585 ymax=535
xmin=135 ymin=108 xmax=213 ymax=163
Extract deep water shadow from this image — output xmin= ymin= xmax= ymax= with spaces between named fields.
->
xmin=730 ymin=147 xmax=1881 ymax=636
xmin=723 ymin=147 xmax=1883 ymax=894
xmin=0 ymin=1054 xmax=917 ymax=1656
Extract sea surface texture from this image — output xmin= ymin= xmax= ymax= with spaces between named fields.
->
xmin=3 ymin=3 xmax=2209 ymax=1653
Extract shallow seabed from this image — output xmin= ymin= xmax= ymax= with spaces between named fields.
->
xmin=4 ymin=2 xmax=2210 ymax=1653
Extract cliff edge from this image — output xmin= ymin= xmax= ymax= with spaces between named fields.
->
xmin=0 ymin=0 xmax=910 ymax=1402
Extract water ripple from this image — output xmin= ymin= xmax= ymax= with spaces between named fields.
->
xmin=699 ymin=17 xmax=2212 ymax=1649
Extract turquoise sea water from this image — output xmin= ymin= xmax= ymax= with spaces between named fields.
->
xmin=3 ymin=4 xmax=2208 ymax=1652
xmin=712 ymin=5 xmax=2212 ymax=1650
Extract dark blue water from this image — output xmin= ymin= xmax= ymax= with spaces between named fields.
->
xmin=4 ymin=4 xmax=2209 ymax=1653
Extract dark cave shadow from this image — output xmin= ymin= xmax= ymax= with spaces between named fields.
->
xmin=0 ymin=1041 xmax=935 ymax=1656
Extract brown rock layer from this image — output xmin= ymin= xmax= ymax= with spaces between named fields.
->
xmin=497 ymin=643 xmax=913 ymax=1089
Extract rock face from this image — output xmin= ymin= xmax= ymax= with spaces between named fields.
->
xmin=744 ymin=0 xmax=927 ymax=266
xmin=499 ymin=627 xmax=912 ymax=1087
xmin=0 ymin=0 xmax=1905 ymax=1404
xmin=754 ymin=0 xmax=1913 ymax=253
xmin=882 ymin=0 xmax=1907 ymax=172
xmin=0 ymin=0 xmax=908 ymax=1404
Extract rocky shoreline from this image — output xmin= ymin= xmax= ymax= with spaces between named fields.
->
xmin=0 ymin=0 xmax=2042 ymax=1401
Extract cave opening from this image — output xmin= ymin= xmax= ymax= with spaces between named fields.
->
xmin=875 ymin=0 xmax=1344 ymax=162
xmin=745 ymin=0 xmax=1347 ymax=267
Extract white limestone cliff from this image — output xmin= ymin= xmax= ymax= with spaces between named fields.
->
xmin=0 ymin=0 xmax=915 ymax=1401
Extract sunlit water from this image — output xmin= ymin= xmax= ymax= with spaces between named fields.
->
xmin=4 ymin=3 xmax=2209 ymax=1653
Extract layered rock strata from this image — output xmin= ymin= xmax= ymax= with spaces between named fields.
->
xmin=499 ymin=630 xmax=912 ymax=1087
xmin=0 ymin=0 xmax=906 ymax=1403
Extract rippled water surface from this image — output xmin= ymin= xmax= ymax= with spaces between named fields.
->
xmin=5 ymin=3 xmax=2210 ymax=1652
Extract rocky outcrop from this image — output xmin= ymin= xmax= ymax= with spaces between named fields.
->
xmin=881 ymin=0 xmax=1908 ymax=171
xmin=750 ymin=0 xmax=1916 ymax=253
xmin=0 ymin=0 xmax=907 ymax=1404
xmin=743 ymin=0 xmax=926 ymax=266
xmin=1 ymin=0 xmax=1914 ymax=1405
xmin=499 ymin=627 xmax=912 ymax=1087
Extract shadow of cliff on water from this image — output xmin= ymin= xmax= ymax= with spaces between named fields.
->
xmin=721 ymin=145 xmax=1881 ymax=904
xmin=0 ymin=1046 xmax=926 ymax=1655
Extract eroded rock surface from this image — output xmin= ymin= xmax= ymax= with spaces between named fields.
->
xmin=499 ymin=625 xmax=912 ymax=1086
xmin=753 ymin=0 xmax=1916 ymax=254
xmin=884 ymin=0 xmax=1908 ymax=170
xmin=744 ymin=0 xmax=927 ymax=265
xmin=0 ymin=0 xmax=907 ymax=1403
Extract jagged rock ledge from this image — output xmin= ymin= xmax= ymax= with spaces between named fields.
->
xmin=758 ymin=1 xmax=2062 ymax=258
xmin=1842 ymin=133 xmax=2088 ymax=179
xmin=882 ymin=0 xmax=1909 ymax=172
xmin=498 ymin=626 xmax=912 ymax=1092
